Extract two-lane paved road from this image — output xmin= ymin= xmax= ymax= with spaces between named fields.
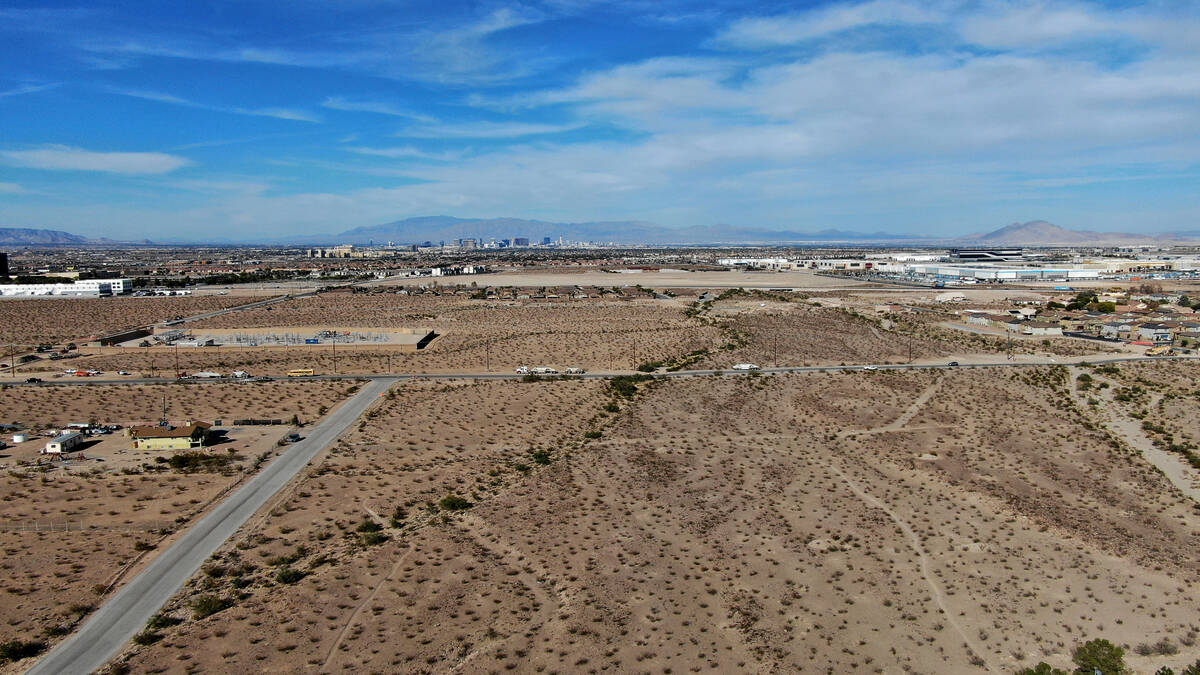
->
xmin=28 ymin=377 xmax=398 ymax=675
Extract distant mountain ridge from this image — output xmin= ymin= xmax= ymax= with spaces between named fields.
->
xmin=0 ymin=227 xmax=91 ymax=245
xmin=335 ymin=216 xmax=933 ymax=245
xmin=959 ymin=220 xmax=1198 ymax=246
xmin=3 ymin=219 xmax=1198 ymax=247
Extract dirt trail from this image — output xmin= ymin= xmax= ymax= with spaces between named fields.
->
xmin=1073 ymin=369 xmax=1200 ymax=503
xmin=321 ymin=543 xmax=416 ymax=671
xmin=828 ymin=376 xmax=997 ymax=672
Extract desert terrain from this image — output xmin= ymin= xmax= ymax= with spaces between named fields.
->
xmin=4 ymin=285 xmax=1198 ymax=674
xmin=105 ymin=366 xmax=1200 ymax=674
xmin=0 ymin=296 xmax=256 ymax=347
xmin=0 ymin=381 xmax=359 ymax=669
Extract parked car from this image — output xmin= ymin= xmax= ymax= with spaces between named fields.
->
xmin=286 ymin=433 xmax=302 ymax=443
xmin=25 ymin=377 xmax=43 ymax=383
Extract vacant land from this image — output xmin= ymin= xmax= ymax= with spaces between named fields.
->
xmin=0 ymin=381 xmax=359 ymax=669
xmin=0 ymin=381 xmax=356 ymax=431
xmin=61 ymin=294 xmax=726 ymax=374
xmin=0 ymin=296 xmax=254 ymax=347
xmin=109 ymin=366 xmax=1200 ymax=674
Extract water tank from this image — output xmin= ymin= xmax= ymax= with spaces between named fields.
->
xmin=11 ymin=434 xmax=28 ymax=443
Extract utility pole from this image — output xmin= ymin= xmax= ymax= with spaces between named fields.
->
xmin=773 ymin=326 xmax=779 ymax=368
xmin=174 ymin=344 xmax=179 ymax=376
xmin=485 ymin=342 xmax=490 ymax=372
xmin=332 ymin=338 xmax=336 ymax=374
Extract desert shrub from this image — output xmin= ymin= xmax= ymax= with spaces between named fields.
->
xmin=438 ymin=495 xmax=472 ymax=511
xmin=147 ymin=613 xmax=182 ymax=630
xmin=190 ymin=594 xmax=232 ymax=620
xmin=530 ymin=450 xmax=551 ymax=465
xmin=1135 ymin=638 xmax=1178 ymax=656
xmin=0 ymin=639 xmax=47 ymax=662
xmin=1015 ymin=663 xmax=1067 ymax=675
xmin=131 ymin=630 xmax=162 ymax=646
xmin=133 ymin=541 xmax=156 ymax=552
xmin=275 ymin=567 xmax=306 ymax=584
xmin=389 ymin=506 xmax=406 ymax=527
xmin=166 ymin=451 xmax=232 ymax=473
xmin=583 ymin=431 xmax=602 ymax=439
xmin=356 ymin=518 xmax=382 ymax=533
xmin=360 ymin=531 xmax=389 ymax=546
xmin=1072 ymin=638 xmax=1127 ymax=675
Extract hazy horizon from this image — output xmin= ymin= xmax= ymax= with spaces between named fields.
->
xmin=2 ymin=1 xmax=1198 ymax=239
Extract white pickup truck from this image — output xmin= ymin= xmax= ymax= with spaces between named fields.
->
xmin=731 ymin=363 xmax=761 ymax=371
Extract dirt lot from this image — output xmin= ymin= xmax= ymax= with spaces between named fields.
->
xmin=0 ymin=381 xmax=360 ymax=669
xmin=0 ymin=296 xmax=255 ymax=347
xmin=0 ymin=381 xmax=358 ymax=432
xmin=53 ymin=294 xmax=726 ymax=375
xmin=106 ymin=368 xmax=1200 ymax=674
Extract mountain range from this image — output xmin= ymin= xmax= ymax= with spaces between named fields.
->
xmin=2 ymin=219 xmax=1197 ymax=247
xmin=0 ymin=227 xmax=92 ymax=245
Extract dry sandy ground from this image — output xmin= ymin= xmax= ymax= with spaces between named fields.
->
xmin=0 ymin=296 xmax=254 ymax=347
xmin=0 ymin=381 xmax=358 ymax=432
xmin=0 ymin=382 xmax=360 ymax=671
xmin=107 ymin=368 xmax=1200 ymax=675
xmin=59 ymin=295 xmax=726 ymax=375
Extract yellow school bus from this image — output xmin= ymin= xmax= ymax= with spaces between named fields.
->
xmin=287 ymin=368 xmax=316 ymax=377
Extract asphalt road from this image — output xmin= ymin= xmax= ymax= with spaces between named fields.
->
xmin=7 ymin=354 xmax=1194 ymax=390
xmin=27 ymin=377 xmax=398 ymax=675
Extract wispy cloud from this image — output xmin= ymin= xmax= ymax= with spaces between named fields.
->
xmin=346 ymin=146 xmax=463 ymax=161
xmin=110 ymin=87 xmax=321 ymax=122
xmin=714 ymin=0 xmax=943 ymax=48
xmin=400 ymin=121 xmax=585 ymax=139
xmin=321 ymin=96 xmax=435 ymax=121
xmin=0 ymin=181 xmax=26 ymax=194
xmin=0 ymin=145 xmax=191 ymax=174
xmin=0 ymin=82 xmax=59 ymax=98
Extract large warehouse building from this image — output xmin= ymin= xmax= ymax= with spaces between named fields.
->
xmin=0 ymin=278 xmax=132 ymax=297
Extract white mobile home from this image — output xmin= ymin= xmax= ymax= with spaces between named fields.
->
xmin=44 ymin=432 xmax=84 ymax=454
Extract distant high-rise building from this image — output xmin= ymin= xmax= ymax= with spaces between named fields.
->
xmin=542 ymin=236 xmax=552 ymax=245
xmin=0 ymin=252 xmax=8 ymax=279
xmin=514 ymin=237 xmax=529 ymax=247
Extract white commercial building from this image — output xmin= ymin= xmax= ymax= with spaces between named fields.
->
xmin=903 ymin=265 xmax=1101 ymax=281
xmin=0 ymin=278 xmax=132 ymax=297
xmin=44 ymin=432 xmax=84 ymax=454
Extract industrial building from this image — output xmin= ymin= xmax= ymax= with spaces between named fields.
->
xmin=949 ymin=248 xmax=1027 ymax=261
xmin=128 ymin=421 xmax=213 ymax=450
xmin=0 ymin=278 xmax=132 ymax=297
xmin=901 ymin=264 xmax=1101 ymax=281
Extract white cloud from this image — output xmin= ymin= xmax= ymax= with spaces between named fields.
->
xmin=0 ymin=83 xmax=59 ymax=98
xmin=0 ymin=145 xmax=191 ymax=174
xmin=321 ymin=97 xmax=435 ymax=121
xmin=347 ymin=146 xmax=462 ymax=161
xmin=110 ymin=88 xmax=320 ymax=122
xmin=715 ymin=0 xmax=944 ymax=48
xmin=401 ymin=121 xmax=585 ymax=139
xmin=0 ymin=181 xmax=26 ymax=194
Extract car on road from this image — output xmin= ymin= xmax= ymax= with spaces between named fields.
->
xmin=947 ymin=361 xmax=960 ymax=367
xmin=862 ymin=366 xmax=878 ymax=371
xmin=515 ymin=366 xmax=530 ymax=374
xmin=25 ymin=377 xmax=43 ymax=383
xmin=286 ymin=433 xmax=302 ymax=443
xmin=565 ymin=366 xmax=586 ymax=374
xmin=731 ymin=363 xmax=761 ymax=370
xmin=117 ymin=370 xmax=130 ymax=375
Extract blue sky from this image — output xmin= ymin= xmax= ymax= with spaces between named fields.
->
xmin=0 ymin=0 xmax=1198 ymax=240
